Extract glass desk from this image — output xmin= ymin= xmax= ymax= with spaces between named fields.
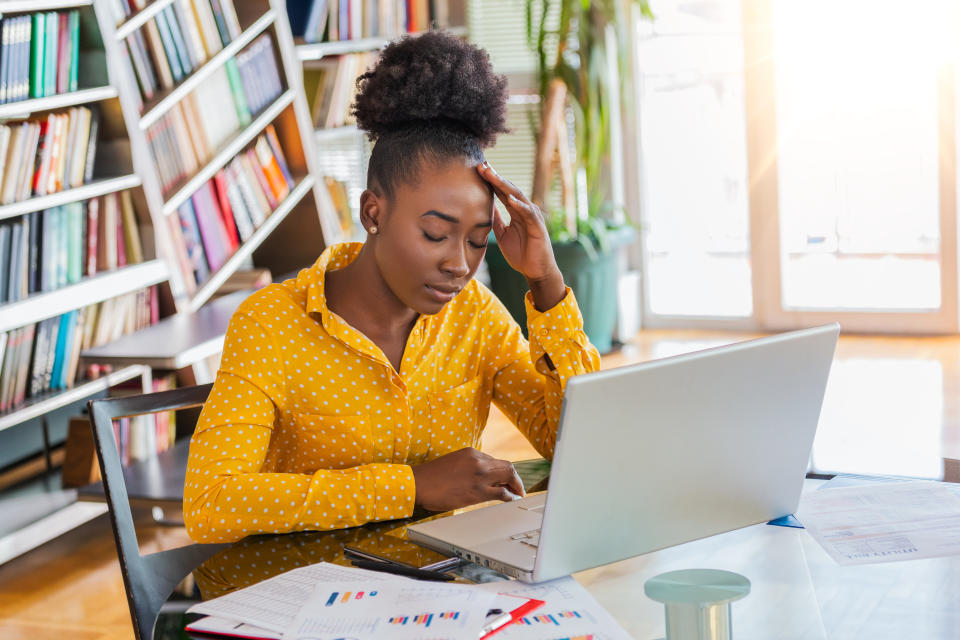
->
xmin=155 ymin=479 xmax=960 ymax=640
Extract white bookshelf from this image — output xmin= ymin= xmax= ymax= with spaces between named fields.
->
xmin=0 ymin=174 xmax=141 ymax=222
xmin=0 ymin=364 xmax=150 ymax=433
xmin=112 ymin=0 xmax=175 ymax=41
xmin=0 ymin=0 xmax=92 ymax=11
xmin=0 ymin=260 xmax=168 ymax=333
xmin=0 ymin=86 xmax=117 ymax=119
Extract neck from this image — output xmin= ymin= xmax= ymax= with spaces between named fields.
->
xmin=325 ymin=243 xmax=419 ymax=338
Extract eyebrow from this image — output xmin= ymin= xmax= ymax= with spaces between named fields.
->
xmin=421 ymin=210 xmax=492 ymax=228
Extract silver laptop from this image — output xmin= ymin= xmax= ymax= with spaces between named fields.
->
xmin=407 ymin=324 xmax=840 ymax=583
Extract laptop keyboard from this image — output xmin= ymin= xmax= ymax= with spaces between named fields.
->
xmin=510 ymin=529 xmax=541 ymax=548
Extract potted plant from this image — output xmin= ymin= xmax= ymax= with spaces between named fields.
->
xmin=485 ymin=0 xmax=652 ymax=353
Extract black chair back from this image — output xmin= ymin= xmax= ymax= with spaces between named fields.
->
xmin=87 ymin=384 xmax=224 ymax=640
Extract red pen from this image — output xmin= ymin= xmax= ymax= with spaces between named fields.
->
xmin=479 ymin=597 xmax=546 ymax=639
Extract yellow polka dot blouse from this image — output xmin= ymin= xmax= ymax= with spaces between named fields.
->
xmin=184 ymin=242 xmax=600 ymax=543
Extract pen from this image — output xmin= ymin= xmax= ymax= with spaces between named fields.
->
xmin=420 ymin=556 xmax=463 ymax=572
xmin=342 ymin=545 xmax=413 ymax=569
xmin=350 ymin=558 xmax=456 ymax=581
xmin=479 ymin=613 xmax=512 ymax=637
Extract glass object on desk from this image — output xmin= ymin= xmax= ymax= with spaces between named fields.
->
xmin=645 ymin=569 xmax=750 ymax=640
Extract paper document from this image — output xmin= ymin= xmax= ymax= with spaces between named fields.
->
xmin=796 ymin=480 xmax=960 ymax=565
xmin=187 ymin=562 xmax=401 ymax=632
xmin=283 ymin=580 xmax=495 ymax=640
xmin=477 ymin=576 xmax=633 ymax=640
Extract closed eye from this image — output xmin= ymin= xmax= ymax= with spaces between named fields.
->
xmin=469 ymin=240 xmax=488 ymax=249
xmin=423 ymin=232 xmax=445 ymax=242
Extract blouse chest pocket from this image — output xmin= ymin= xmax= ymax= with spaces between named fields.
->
xmin=426 ymin=376 xmax=486 ymax=458
xmin=285 ymin=412 xmax=372 ymax=472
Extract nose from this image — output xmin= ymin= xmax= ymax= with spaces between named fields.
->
xmin=441 ymin=242 xmax=470 ymax=279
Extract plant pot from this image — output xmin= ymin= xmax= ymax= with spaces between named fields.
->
xmin=485 ymin=227 xmax=635 ymax=354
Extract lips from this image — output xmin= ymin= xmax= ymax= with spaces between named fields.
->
xmin=425 ymin=284 xmax=462 ymax=303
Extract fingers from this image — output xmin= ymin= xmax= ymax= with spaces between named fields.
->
xmin=478 ymin=163 xmax=543 ymax=229
xmin=491 ymin=204 xmax=508 ymax=242
xmin=477 ymin=161 xmax=524 ymax=200
xmin=487 ymin=459 xmax=526 ymax=499
xmin=490 ymin=486 xmax=521 ymax=502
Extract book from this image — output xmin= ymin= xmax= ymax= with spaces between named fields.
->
xmin=190 ymin=181 xmax=231 ymax=270
xmin=166 ymin=211 xmax=198 ymax=294
xmin=85 ymin=195 xmax=99 ymax=276
xmin=43 ymin=12 xmax=58 ymax=98
xmin=172 ymin=0 xmax=207 ymax=69
xmin=119 ymin=190 xmax=144 ymax=264
xmin=163 ymin=5 xmax=195 ymax=78
xmin=177 ymin=199 xmax=211 ymax=283
xmin=263 ymin=125 xmax=293 ymax=187
xmin=0 ymin=224 xmax=9 ymax=301
xmin=211 ymin=170 xmax=240 ymax=248
xmin=153 ymin=8 xmax=186 ymax=83
xmin=142 ymin=18 xmax=175 ymax=90
xmin=56 ymin=12 xmax=69 ymax=94
xmin=83 ymin=106 xmax=99 ymax=184
xmin=29 ymin=13 xmax=44 ymax=99
xmin=68 ymin=10 xmax=79 ymax=93
xmin=190 ymin=0 xmax=224 ymax=58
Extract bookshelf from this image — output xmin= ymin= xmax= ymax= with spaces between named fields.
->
xmin=0 ymin=0 xmax=469 ymax=563
xmin=0 ymin=0 xmax=176 ymax=563
xmin=96 ymin=0 xmax=339 ymax=314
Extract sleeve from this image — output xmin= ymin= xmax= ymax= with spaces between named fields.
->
xmin=487 ymin=287 xmax=601 ymax=460
xmin=183 ymin=311 xmax=415 ymax=544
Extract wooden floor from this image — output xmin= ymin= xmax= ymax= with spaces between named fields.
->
xmin=2 ymin=329 xmax=960 ymax=638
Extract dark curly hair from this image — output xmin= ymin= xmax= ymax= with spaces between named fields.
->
xmin=352 ymin=31 xmax=509 ymax=197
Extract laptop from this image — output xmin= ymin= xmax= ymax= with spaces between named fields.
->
xmin=407 ymin=324 xmax=840 ymax=583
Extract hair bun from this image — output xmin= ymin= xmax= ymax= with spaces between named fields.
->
xmin=352 ymin=31 xmax=508 ymax=148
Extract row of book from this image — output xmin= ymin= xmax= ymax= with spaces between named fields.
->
xmin=0 ymin=191 xmax=146 ymax=304
xmin=110 ymin=375 xmax=178 ymax=465
xmin=0 ymin=106 xmax=99 ymax=205
xmin=0 ymin=286 xmax=159 ymax=413
xmin=120 ymin=0 xmax=242 ymax=105
xmin=147 ymin=34 xmax=284 ymax=195
xmin=167 ymin=126 xmax=293 ymax=292
xmin=288 ymin=0 xmax=448 ymax=43
xmin=305 ymin=51 xmax=377 ymax=129
xmin=0 ymin=11 xmax=81 ymax=105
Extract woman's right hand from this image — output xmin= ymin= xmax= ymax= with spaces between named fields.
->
xmin=411 ymin=447 xmax=526 ymax=512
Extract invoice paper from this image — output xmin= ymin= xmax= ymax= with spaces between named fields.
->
xmin=796 ymin=480 xmax=960 ymax=565
xmin=477 ymin=576 xmax=633 ymax=640
xmin=283 ymin=580 xmax=494 ymax=640
xmin=187 ymin=562 xmax=404 ymax=632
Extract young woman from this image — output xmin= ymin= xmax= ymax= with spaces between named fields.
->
xmin=184 ymin=31 xmax=600 ymax=543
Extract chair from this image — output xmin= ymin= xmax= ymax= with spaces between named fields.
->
xmin=87 ymin=383 xmax=225 ymax=640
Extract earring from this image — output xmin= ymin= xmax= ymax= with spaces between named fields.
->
xmin=368 ymin=226 xmax=378 ymax=235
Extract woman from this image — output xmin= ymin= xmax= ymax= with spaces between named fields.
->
xmin=184 ymin=31 xmax=600 ymax=543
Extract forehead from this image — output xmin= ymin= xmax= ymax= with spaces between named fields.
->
xmin=392 ymin=158 xmax=492 ymax=222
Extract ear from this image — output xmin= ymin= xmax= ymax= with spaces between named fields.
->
xmin=359 ymin=188 xmax=384 ymax=234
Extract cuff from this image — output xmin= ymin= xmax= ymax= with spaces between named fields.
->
xmin=525 ymin=286 xmax=586 ymax=368
xmin=371 ymin=463 xmax=416 ymax=522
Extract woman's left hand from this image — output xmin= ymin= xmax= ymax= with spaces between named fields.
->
xmin=478 ymin=161 xmax=566 ymax=310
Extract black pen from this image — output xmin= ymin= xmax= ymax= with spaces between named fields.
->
xmin=350 ymin=558 xmax=456 ymax=581
xmin=343 ymin=545 xmax=413 ymax=569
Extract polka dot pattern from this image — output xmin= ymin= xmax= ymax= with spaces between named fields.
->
xmin=183 ymin=242 xmax=601 ymax=543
